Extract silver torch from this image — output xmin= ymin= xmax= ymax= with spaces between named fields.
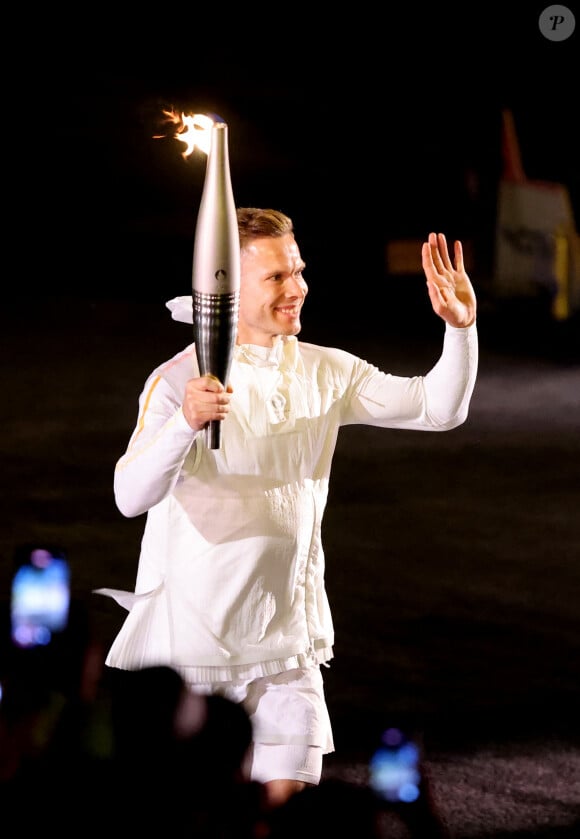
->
xmin=192 ymin=120 xmax=240 ymax=449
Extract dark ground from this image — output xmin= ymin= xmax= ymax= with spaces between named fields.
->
xmin=2 ymin=281 xmax=579 ymax=837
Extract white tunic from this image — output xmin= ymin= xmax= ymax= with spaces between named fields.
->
xmin=96 ymin=323 xmax=478 ymax=683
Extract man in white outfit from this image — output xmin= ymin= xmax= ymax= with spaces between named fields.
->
xmin=97 ymin=208 xmax=478 ymax=808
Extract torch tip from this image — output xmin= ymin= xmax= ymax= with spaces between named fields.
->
xmin=209 ymin=112 xmax=226 ymax=126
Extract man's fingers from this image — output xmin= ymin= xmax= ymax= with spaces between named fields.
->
xmin=453 ymin=239 xmax=464 ymax=272
xmin=200 ymin=375 xmax=225 ymax=392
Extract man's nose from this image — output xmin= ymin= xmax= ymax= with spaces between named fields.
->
xmin=286 ymin=276 xmax=307 ymax=296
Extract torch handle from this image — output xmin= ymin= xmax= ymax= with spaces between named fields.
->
xmin=206 ymin=420 xmax=222 ymax=449
xmin=192 ymin=290 xmax=240 ymax=450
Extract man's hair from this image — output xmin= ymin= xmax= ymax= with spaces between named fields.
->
xmin=237 ymin=207 xmax=294 ymax=251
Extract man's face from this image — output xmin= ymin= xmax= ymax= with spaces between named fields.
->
xmin=236 ymin=233 xmax=308 ymax=346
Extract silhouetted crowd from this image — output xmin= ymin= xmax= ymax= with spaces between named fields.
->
xmin=1 ymin=595 xmax=448 ymax=838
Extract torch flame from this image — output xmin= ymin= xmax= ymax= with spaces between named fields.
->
xmin=158 ymin=109 xmax=216 ymax=158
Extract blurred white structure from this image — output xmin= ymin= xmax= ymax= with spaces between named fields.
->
xmin=494 ymin=109 xmax=580 ymax=320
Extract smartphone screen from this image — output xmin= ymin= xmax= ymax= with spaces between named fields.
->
xmin=369 ymin=726 xmax=423 ymax=805
xmin=10 ymin=545 xmax=71 ymax=649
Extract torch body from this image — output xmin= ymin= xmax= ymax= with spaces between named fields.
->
xmin=192 ymin=122 xmax=240 ymax=449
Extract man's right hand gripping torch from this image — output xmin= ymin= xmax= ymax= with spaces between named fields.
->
xmin=191 ymin=119 xmax=240 ymax=450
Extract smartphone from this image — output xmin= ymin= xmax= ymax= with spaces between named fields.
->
xmin=369 ymin=726 xmax=424 ymax=805
xmin=10 ymin=544 xmax=71 ymax=649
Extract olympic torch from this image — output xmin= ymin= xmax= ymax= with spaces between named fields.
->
xmin=191 ymin=119 xmax=240 ymax=449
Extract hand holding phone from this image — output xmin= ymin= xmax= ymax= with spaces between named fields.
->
xmin=369 ymin=725 xmax=449 ymax=838
xmin=369 ymin=726 xmax=423 ymax=804
xmin=10 ymin=545 xmax=71 ymax=649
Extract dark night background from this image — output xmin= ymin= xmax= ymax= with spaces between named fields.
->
xmin=9 ymin=5 xmax=579 ymax=319
xmin=3 ymin=5 xmax=580 ymax=836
